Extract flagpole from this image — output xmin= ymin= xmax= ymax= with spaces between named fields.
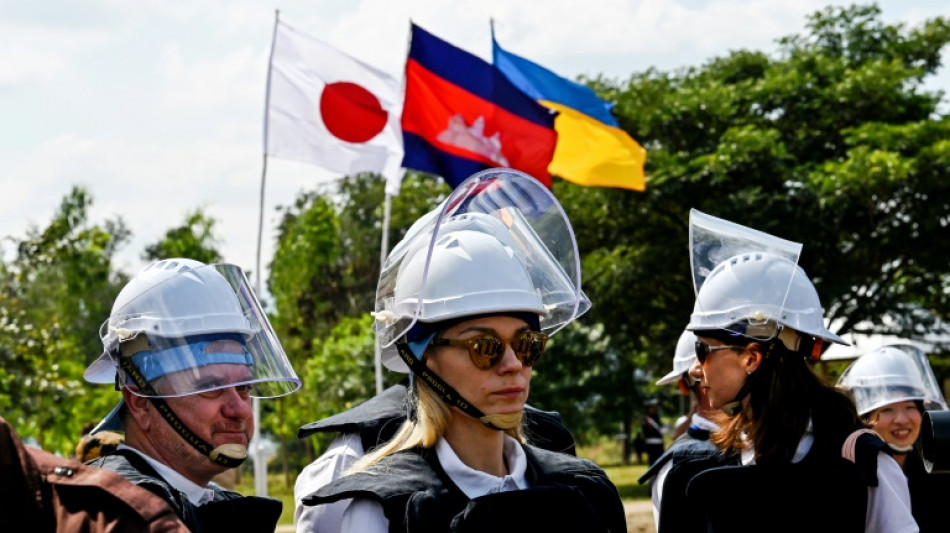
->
xmin=251 ymin=8 xmax=281 ymax=500
xmin=374 ymin=192 xmax=392 ymax=395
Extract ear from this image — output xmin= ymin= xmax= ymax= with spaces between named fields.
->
xmin=122 ymin=387 xmax=152 ymax=431
xmin=745 ymin=345 xmax=764 ymax=373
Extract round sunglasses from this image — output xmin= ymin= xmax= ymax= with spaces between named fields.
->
xmin=430 ymin=330 xmax=549 ymax=370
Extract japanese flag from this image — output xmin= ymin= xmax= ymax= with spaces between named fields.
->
xmin=266 ymin=19 xmax=405 ymax=195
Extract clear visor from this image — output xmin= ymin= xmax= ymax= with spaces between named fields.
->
xmin=837 ymin=343 xmax=947 ymax=415
xmin=890 ymin=344 xmax=948 ymax=411
xmin=375 ymin=168 xmax=589 ymax=349
xmin=689 ymin=209 xmax=803 ymax=340
xmin=89 ymin=263 xmax=300 ymax=398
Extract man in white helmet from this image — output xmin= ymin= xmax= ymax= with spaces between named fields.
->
xmin=662 ymin=210 xmax=918 ymax=533
xmin=83 ymin=258 xmax=301 ymax=533
xmin=299 ymin=169 xmax=626 ymax=533
xmin=639 ymin=329 xmax=720 ymax=533
xmin=838 ymin=343 xmax=950 ymax=532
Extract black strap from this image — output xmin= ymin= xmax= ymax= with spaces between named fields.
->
xmin=395 ymin=341 xmax=504 ymax=430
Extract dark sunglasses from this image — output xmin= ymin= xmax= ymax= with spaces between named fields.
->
xmin=430 ymin=330 xmax=549 ymax=370
xmin=695 ymin=341 xmax=746 ymax=364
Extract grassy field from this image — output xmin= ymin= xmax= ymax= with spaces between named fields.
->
xmin=237 ymin=440 xmax=650 ymax=528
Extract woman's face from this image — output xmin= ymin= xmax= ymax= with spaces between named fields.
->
xmin=689 ymin=336 xmax=754 ymax=410
xmin=426 ymin=315 xmax=534 ymax=418
xmin=868 ymin=400 xmax=922 ymax=450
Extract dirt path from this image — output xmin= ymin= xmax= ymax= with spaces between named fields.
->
xmin=625 ymin=499 xmax=656 ymax=533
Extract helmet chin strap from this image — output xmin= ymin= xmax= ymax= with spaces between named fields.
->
xmin=887 ymin=443 xmax=914 ymax=454
xmin=721 ymin=378 xmax=753 ymax=416
xmin=396 ymin=341 xmax=523 ymax=430
xmin=118 ymin=357 xmax=248 ymax=468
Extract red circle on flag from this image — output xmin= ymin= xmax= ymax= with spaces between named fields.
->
xmin=319 ymin=82 xmax=388 ymax=143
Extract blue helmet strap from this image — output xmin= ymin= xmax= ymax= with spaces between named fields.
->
xmin=117 ymin=356 xmax=247 ymax=468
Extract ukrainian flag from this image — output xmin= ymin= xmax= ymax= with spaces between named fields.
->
xmin=492 ymin=32 xmax=646 ymax=191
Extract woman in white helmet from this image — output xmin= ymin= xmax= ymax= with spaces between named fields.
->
xmin=83 ymin=258 xmax=301 ymax=533
xmin=300 ymin=169 xmax=626 ymax=533
xmin=671 ymin=210 xmax=919 ymax=533
xmin=639 ymin=329 xmax=721 ymax=533
xmin=838 ymin=343 xmax=950 ymax=532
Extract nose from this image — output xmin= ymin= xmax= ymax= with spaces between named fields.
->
xmin=494 ymin=343 xmax=524 ymax=372
xmin=220 ymin=387 xmax=253 ymax=419
xmin=688 ymin=359 xmax=703 ymax=380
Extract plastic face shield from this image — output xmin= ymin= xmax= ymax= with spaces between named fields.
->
xmin=688 ymin=209 xmax=803 ymax=340
xmin=838 ymin=345 xmax=931 ymax=415
xmin=890 ymin=344 xmax=949 ymax=411
xmin=89 ymin=263 xmax=301 ymax=398
xmin=374 ymin=168 xmax=589 ymax=362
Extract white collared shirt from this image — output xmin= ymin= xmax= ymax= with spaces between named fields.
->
xmin=117 ymin=443 xmax=216 ymax=506
xmin=294 ymin=432 xmax=365 ymax=533
xmin=339 ymin=435 xmax=529 ymax=532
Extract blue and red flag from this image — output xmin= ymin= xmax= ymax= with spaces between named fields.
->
xmin=401 ymin=23 xmax=558 ymax=188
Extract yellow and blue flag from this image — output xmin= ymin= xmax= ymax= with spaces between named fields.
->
xmin=492 ymin=31 xmax=646 ymax=191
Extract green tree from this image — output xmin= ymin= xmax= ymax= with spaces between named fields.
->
xmin=142 ymin=208 xmax=223 ymax=263
xmin=266 ymin=172 xmax=448 ymax=479
xmin=0 ymin=186 xmax=129 ymax=453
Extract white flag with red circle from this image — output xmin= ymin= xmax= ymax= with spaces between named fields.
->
xmin=266 ymin=19 xmax=405 ymax=195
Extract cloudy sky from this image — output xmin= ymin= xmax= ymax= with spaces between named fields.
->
xmin=1 ymin=0 xmax=946 ymax=291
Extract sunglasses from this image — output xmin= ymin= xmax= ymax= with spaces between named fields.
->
xmin=430 ymin=330 xmax=549 ymax=370
xmin=694 ymin=341 xmax=746 ymax=365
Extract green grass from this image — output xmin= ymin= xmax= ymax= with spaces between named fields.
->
xmin=237 ymin=444 xmax=650 ymax=527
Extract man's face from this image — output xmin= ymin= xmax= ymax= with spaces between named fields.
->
xmin=145 ymin=361 xmax=254 ymax=481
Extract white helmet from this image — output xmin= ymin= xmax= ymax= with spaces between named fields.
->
xmin=375 ymin=168 xmax=589 ymax=373
xmin=687 ymin=252 xmax=846 ymax=345
xmin=838 ymin=344 xmax=947 ymax=416
xmin=656 ymin=330 xmax=698 ymax=386
xmin=686 ymin=209 xmax=846 ymax=346
xmin=84 ymin=258 xmax=300 ymax=398
xmin=393 ymin=228 xmax=545 ymax=323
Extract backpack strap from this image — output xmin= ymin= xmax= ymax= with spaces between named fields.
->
xmin=841 ymin=428 xmax=881 ymax=463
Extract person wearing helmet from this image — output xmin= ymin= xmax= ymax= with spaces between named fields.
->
xmin=299 ymin=169 xmax=626 ymax=533
xmin=293 ymin=379 xmax=576 ymax=533
xmin=838 ymin=343 xmax=950 ymax=532
xmin=669 ymin=210 xmax=918 ymax=532
xmin=639 ymin=330 xmax=721 ymax=533
xmin=83 ymin=258 xmax=302 ymax=533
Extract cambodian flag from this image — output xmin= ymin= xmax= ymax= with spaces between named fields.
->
xmin=401 ymin=23 xmax=558 ymax=188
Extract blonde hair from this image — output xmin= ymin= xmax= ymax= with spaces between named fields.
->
xmin=349 ymin=378 xmax=526 ymax=472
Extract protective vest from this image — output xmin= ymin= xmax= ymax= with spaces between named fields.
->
xmin=638 ymin=427 xmax=719 ymax=485
xmin=302 ymin=444 xmax=626 ymax=533
xmin=638 ymin=429 xmax=723 ymax=533
xmin=297 ymin=381 xmax=410 ymax=451
xmin=90 ymin=449 xmax=282 ymax=533
xmin=297 ymin=381 xmax=577 ymax=456
xmin=680 ymin=422 xmax=885 ymax=533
